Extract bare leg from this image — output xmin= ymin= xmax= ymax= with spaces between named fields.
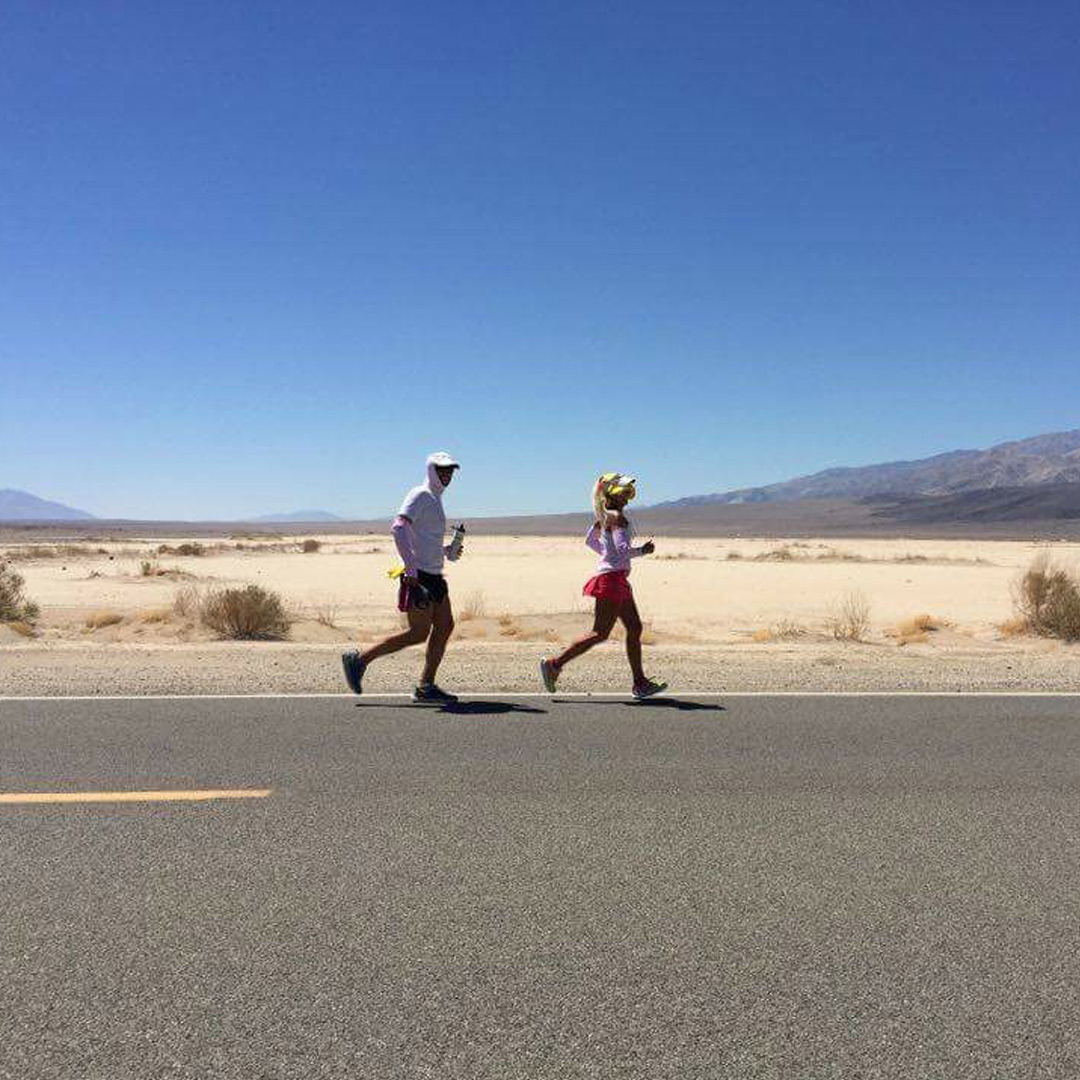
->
xmin=359 ymin=607 xmax=432 ymax=665
xmin=420 ymin=596 xmax=455 ymax=685
xmin=619 ymin=598 xmax=646 ymax=685
xmin=551 ymin=599 xmax=620 ymax=669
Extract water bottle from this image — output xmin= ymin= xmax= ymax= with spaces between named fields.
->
xmin=448 ymin=523 xmax=466 ymax=560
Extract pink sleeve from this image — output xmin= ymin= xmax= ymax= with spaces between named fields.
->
xmin=610 ymin=527 xmax=632 ymax=558
xmin=584 ymin=523 xmax=603 ymax=553
xmin=392 ymin=515 xmax=418 ymax=573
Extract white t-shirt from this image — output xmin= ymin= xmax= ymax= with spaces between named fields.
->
xmin=398 ymin=485 xmax=447 ymax=574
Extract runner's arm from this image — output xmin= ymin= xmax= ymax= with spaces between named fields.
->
xmin=584 ymin=522 xmax=603 ymax=553
xmin=392 ymin=515 xmax=419 ymax=576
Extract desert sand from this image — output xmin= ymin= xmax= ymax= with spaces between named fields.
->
xmin=2 ymin=532 xmax=1079 ymax=694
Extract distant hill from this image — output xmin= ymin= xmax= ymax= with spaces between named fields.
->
xmin=864 ymin=483 xmax=1080 ymax=525
xmin=657 ymin=429 xmax=1080 ymax=507
xmin=0 ymin=489 xmax=96 ymax=521
xmin=250 ymin=510 xmax=344 ymax=523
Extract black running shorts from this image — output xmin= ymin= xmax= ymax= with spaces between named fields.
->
xmin=399 ymin=570 xmax=449 ymax=611
xmin=417 ymin=571 xmax=449 ymax=605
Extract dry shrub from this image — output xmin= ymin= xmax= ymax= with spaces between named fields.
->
xmin=654 ymin=552 xmax=707 ymax=561
xmin=313 ymin=600 xmax=338 ymax=627
xmin=815 ymin=549 xmax=865 ymax=563
xmin=173 ymin=584 xmax=203 ymax=618
xmin=159 ymin=542 xmax=205 ymax=557
xmin=640 ymin=621 xmax=658 ymax=645
xmin=3 ymin=544 xmax=103 ymax=561
xmin=459 ymin=590 xmax=487 ymax=621
xmin=141 ymin=560 xmax=194 ymax=579
xmin=997 ymin=616 xmax=1030 ymax=638
xmin=827 ymin=590 xmax=871 ymax=642
xmin=754 ymin=546 xmax=795 ymax=562
xmin=1012 ymin=555 xmax=1080 ymax=641
xmin=497 ymin=614 xmax=520 ymax=637
xmin=200 ymin=585 xmax=291 ymax=640
xmin=1041 ymin=580 xmax=1080 ymax=643
xmin=139 ymin=607 xmax=173 ymax=624
xmin=85 ymin=610 xmax=124 ymax=630
xmin=0 ymin=561 xmax=41 ymax=624
xmin=7 ymin=620 xmax=37 ymax=638
xmin=894 ymin=613 xmax=947 ymax=637
xmin=726 ymin=551 xmax=743 ymax=561
xmin=301 ymin=539 xmax=321 ymax=553
xmin=751 ymin=619 xmax=806 ymax=643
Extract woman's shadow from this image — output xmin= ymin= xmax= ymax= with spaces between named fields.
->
xmin=360 ymin=700 xmax=548 ymax=715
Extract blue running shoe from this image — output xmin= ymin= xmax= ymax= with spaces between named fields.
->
xmin=632 ymin=678 xmax=668 ymax=700
xmin=412 ymin=683 xmax=458 ymax=704
xmin=341 ymin=651 xmax=366 ymax=695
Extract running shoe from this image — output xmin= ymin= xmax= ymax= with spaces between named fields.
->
xmin=632 ymin=678 xmax=668 ymax=700
xmin=341 ymin=650 xmax=366 ymax=695
xmin=539 ymin=658 xmax=559 ymax=693
xmin=413 ymin=683 xmax=459 ymax=704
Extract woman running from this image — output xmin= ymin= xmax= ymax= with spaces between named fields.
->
xmin=540 ymin=473 xmax=668 ymax=699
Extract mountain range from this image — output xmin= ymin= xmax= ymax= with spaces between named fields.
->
xmin=0 ymin=489 xmax=95 ymax=521
xmin=0 ymin=490 xmax=343 ymax=523
xmin=657 ymin=429 xmax=1080 ymax=507
xmin=5 ymin=428 xmax=1080 ymax=523
xmin=249 ymin=510 xmax=343 ymax=523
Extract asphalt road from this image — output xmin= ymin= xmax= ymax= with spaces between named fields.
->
xmin=3 ymin=694 xmax=1080 ymax=1079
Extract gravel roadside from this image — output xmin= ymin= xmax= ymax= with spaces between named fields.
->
xmin=3 ymin=640 xmax=1080 ymax=696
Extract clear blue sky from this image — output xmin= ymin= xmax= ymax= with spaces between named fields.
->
xmin=2 ymin=1 xmax=1077 ymax=520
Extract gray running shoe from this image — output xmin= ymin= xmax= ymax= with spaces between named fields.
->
xmin=413 ymin=683 xmax=458 ymax=704
xmin=540 ymin=658 xmax=559 ymax=693
xmin=341 ymin=651 xmax=366 ymax=695
xmin=632 ymin=678 xmax=668 ymax=700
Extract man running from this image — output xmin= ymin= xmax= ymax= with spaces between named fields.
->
xmin=342 ymin=451 xmax=463 ymax=703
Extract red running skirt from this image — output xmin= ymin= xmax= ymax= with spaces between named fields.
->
xmin=582 ymin=570 xmax=633 ymax=604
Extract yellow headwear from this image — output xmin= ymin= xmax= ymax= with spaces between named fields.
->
xmin=592 ymin=472 xmax=637 ymax=519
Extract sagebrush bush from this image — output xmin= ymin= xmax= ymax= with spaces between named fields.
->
xmin=0 ymin=561 xmax=41 ymax=624
xmin=313 ymin=599 xmax=337 ymax=627
xmin=459 ymin=589 xmax=486 ymax=621
xmin=158 ymin=542 xmax=205 ymax=557
xmin=301 ymin=539 xmax=321 ymax=553
xmin=1013 ymin=556 xmax=1080 ymax=642
xmin=173 ymin=584 xmax=202 ymax=618
xmin=85 ymin=611 xmax=123 ymax=629
xmin=200 ymin=585 xmax=291 ymax=640
xmin=894 ymin=613 xmax=946 ymax=637
xmin=827 ymin=590 xmax=871 ymax=641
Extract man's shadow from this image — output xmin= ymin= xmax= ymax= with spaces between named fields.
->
xmin=554 ymin=697 xmax=726 ymax=713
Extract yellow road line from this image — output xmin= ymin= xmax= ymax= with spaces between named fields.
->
xmin=0 ymin=789 xmax=271 ymax=805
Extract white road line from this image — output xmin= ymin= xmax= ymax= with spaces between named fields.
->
xmin=2 ymin=691 xmax=1080 ymax=701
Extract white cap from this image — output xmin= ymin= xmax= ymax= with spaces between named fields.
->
xmin=427 ymin=451 xmax=460 ymax=469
